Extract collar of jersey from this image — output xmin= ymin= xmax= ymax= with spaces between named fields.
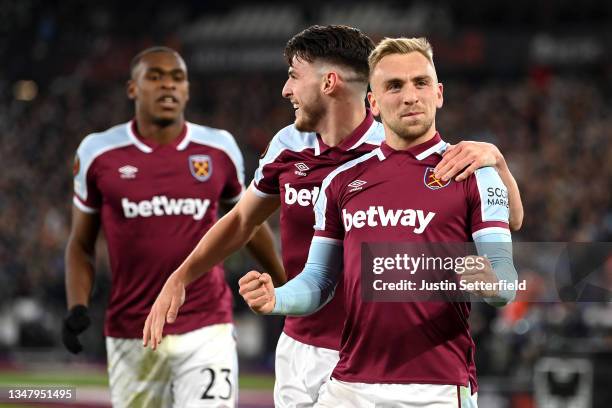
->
xmin=126 ymin=120 xmax=190 ymax=153
xmin=379 ymin=132 xmax=448 ymax=160
xmin=315 ymin=109 xmax=375 ymax=156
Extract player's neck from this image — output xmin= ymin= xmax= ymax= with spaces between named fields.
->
xmin=135 ymin=116 xmax=186 ymax=145
xmin=386 ymin=123 xmax=437 ymax=151
xmin=318 ymin=100 xmax=367 ymax=147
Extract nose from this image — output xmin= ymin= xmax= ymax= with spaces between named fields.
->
xmin=402 ymin=85 xmax=418 ymax=105
xmin=161 ymin=75 xmax=176 ymax=90
xmin=281 ymin=80 xmax=292 ymax=99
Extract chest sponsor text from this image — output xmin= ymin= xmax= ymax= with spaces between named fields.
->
xmin=284 ymin=183 xmax=320 ymax=207
xmin=342 ymin=206 xmax=435 ymax=234
xmin=122 ymin=196 xmax=210 ymax=220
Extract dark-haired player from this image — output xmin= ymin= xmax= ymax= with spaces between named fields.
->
xmin=144 ymin=28 xmax=523 ymax=406
xmin=239 ymin=37 xmax=519 ymax=407
xmin=64 ymin=46 xmax=284 ymax=407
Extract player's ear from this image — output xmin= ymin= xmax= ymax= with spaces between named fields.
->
xmin=436 ymin=82 xmax=443 ymax=109
xmin=126 ymin=79 xmax=136 ymax=100
xmin=321 ymin=71 xmax=338 ymax=95
xmin=367 ymin=91 xmax=380 ymax=116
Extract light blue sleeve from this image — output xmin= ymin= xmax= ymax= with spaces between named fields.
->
xmin=271 ymin=240 xmax=343 ymax=316
xmin=474 ymin=232 xmax=517 ymax=306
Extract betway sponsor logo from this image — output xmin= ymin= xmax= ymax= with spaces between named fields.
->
xmin=342 ymin=206 xmax=435 ymax=234
xmin=122 ymin=196 xmax=210 ymax=220
xmin=284 ymin=183 xmax=319 ymax=207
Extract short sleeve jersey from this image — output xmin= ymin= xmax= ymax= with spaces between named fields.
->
xmin=313 ymin=133 xmax=511 ymax=386
xmin=73 ymin=120 xmax=244 ymax=338
xmin=252 ymin=111 xmax=384 ymax=349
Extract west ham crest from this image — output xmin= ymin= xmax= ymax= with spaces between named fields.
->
xmin=424 ymin=167 xmax=450 ymax=190
xmin=189 ymin=155 xmax=212 ymax=182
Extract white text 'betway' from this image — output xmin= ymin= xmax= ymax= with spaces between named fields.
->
xmin=122 ymin=196 xmax=210 ymax=220
xmin=284 ymin=183 xmax=319 ymax=207
xmin=342 ymin=207 xmax=435 ymax=234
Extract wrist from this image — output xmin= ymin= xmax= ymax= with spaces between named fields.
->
xmin=69 ymin=304 xmax=88 ymax=314
xmin=172 ymin=268 xmax=191 ymax=286
xmin=494 ymin=152 xmax=509 ymax=173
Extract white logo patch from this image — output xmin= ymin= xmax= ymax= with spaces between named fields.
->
xmin=348 ymin=179 xmax=367 ymax=192
xmin=119 ymin=165 xmax=138 ymax=179
xmin=294 ymin=162 xmax=309 ymax=177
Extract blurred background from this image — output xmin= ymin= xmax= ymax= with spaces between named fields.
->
xmin=1 ymin=0 xmax=612 ymax=407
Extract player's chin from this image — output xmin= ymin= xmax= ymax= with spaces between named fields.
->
xmin=294 ymin=116 xmax=315 ymax=132
xmin=152 ymin=110 xmax=182 ymax=124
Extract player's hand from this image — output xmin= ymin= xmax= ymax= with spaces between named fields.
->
xmin=434 ymin=141 xmax=504 ymax=182
xmin=62 ymin=305 xmax=91 ymax=354
xmin=457 ymin=255 xmax=499 ymax=298
xmin=238 ymin=271 xmax=275 ymax=314
xmin=142 ymin=274 xmax=186 ymax=350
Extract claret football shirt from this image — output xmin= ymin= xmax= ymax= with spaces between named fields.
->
xmin=313 ymin=133 xmax=510 ymax=386
xmin=252 ymin=111 xmax=385 ymax=349
xmin=73 ymin=120 xmax=244 ymax=338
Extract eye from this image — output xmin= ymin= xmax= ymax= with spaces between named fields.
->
xmin=387 ymin=81 xmax=401 ymax=92
xmin=173 ymin=72 xmax=186 ymax=81
xmin=415 ymin=79 xmax=429 ymax=88
xmin=147 ymin=72 xmax=160 ymax=81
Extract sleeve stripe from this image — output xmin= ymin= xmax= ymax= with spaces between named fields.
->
xmin=76 ymin=124 xmax=133 ymax=201
xmin=250 ymin=182 xmax=279 ymax=198
xmin=73 ymin=197 xmax=99 ymax=213
xmin=254 ymin=126 xmax=318 ymax=185
xmin=472 ymin=227 xmax=511 ymax=240
xmin=312 ymin=236 xmax=343 ymax=246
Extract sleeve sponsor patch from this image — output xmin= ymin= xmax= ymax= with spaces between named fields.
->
xmin=474 ymin=167 xmax=510 ymax=223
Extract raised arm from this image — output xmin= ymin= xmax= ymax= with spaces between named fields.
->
xmin=239 ymin=239 xmax=343 ymax=316
xmin=433 ymin=141 xmax=524 ymax=230
xmin=143 ymin=186 xmax=280 ymax=349
xmin=220 ymin=200 xmax=285 ymax=287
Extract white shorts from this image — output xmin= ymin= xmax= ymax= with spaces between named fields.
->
xmin=106 ymin=323 xmax=238 ymax=408
xmin=274 ymin=332 xmax=340 ymax=407
xmin=316 ymin=378 xmax=478 ymax=408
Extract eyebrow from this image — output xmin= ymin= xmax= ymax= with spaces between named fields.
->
xmin=382 ymin=74 xmax=433 ymax=85
xmin=412 ymin=75 xmax=433 ymax=83
xmin=145 ymin=67 xmax=186 ymax=76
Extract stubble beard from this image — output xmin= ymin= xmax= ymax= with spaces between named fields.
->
xmin=386 ymin=114 xmax=434 ymax=142
xmin=294 ymin=101 xmax=326 ymax=133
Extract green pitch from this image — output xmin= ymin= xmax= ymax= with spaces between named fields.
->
xmin=0 ymin=370 xmax=274 ymax=390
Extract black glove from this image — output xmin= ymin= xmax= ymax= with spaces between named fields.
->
xmin=62 ymin=305 xmax=91 ymax=354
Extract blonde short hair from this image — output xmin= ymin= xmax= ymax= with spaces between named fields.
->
xmin=368 ymin=37 xmax=435 ymax=75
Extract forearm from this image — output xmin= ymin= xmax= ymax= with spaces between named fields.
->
xmin=245 ymin=223 xmax=285 ymax=286
xmin=474 ymin=234 xmax=517 ymax=306
xmin=65 ymin=241 xmax=95 ymax=308
xmin=495 ymin=158 xmax=524 ymax=231
xmin=175 ymin=208 xmax=259 ymax=285
xmin=272 ymin=240 xmax=342 ymax=316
